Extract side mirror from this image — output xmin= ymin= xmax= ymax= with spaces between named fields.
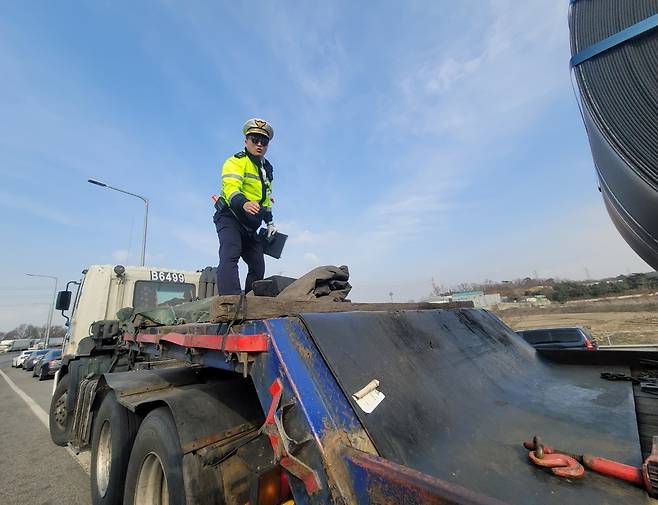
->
xmin=55 ymin=291 xmax=72 ymax=311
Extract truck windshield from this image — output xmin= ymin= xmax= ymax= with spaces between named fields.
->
xmin=133 ymin=281 xmax=196 ymax=310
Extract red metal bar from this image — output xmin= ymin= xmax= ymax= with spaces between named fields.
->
xmin=262 ymin=378 xmax=322 ymax=495
xmin=123 ymin=332 xmax=269 ymax=352
xmin=583 ymin=455 xmax=644 ymax=486
xmin=343 ymin=447 xmax=508 ymax=505
xmin=134 ymin=333 xmax=160 ymax=344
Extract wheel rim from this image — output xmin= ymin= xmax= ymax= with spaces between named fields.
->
xmin=134 ymin=452 xmax=169 ymax=505
xmin=53 ymin=392 xmax=68 ymax=429
xmin=95 ymin=421 xmax=112 ymax=498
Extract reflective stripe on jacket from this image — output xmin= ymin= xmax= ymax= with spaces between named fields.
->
xmin=220 ymin=150 xmax=273 ymax=225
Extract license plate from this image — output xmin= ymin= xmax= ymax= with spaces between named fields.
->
xmin=150 ymin=271 xmax=185 ymax=283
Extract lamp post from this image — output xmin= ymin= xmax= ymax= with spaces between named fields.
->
xmin=88 ymin=179 xmax=149 ymax=266
xmin=26 ymin=273 xmax=58 ymax=347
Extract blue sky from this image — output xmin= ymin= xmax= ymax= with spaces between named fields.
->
xmin=0 ymin=1 xmax=650 ymax=330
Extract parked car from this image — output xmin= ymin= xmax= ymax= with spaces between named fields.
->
xmin=516 ymin=326 xmax=598 ymax=350
xmin=12 ymin=348 xmax=39 ymax=368
xmin=23 ymin=349 xmax=49 ymax=371
xmin=42 ymin=358 xmax=61 ymax=380
xmin=32 ymin=349 xmax=62 ymax=380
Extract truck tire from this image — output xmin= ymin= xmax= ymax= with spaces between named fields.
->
xmin=123 ymin=407 xmax=186 ymax=505
xmin=49 ymin=374 xmax=72 ymax=446
xmin=91 ymin=391 xmax=140 ymax=505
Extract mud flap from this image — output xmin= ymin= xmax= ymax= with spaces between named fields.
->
xmin=103 ymin=367 xmax=267 ymax=504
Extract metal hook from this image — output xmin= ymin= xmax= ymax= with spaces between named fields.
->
xmin=529 ymin=451 xmax=585 ymax=479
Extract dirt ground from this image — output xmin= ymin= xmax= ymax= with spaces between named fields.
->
xmin=494 ymin=294 xmax=658 ymax=346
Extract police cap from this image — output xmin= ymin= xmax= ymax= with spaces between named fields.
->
xmin=243 ymin=118 xmax=274 ymax=139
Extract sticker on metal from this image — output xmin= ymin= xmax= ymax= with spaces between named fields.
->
xmin=352 ymin=379 xmax=385 ymax=414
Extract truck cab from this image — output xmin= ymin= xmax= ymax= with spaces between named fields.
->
xmin=49 ymin=264 xmax=216 ymax=459
xmin=59 ymin=264 xmax=204 ymax=357
xmin=0 ymin=338 xmax=32 ymax=353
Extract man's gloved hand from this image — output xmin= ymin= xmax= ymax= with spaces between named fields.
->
xmin=266 ymin=222 xmax=277 ymax=239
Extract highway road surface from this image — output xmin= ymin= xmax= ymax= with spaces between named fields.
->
xmin=0 ymin=352 xmax=90 ymax=505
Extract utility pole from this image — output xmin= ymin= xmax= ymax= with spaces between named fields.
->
xmin=26 ymin=273 xmax=58 ymax=347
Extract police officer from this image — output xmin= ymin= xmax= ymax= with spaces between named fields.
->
xmin=214 ymin=118 xmax=277 ymax=295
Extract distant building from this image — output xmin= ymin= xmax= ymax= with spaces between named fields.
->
xmin=451 ymin=290 xmax=484 ymax=301
xmin=522 ymin=295 xmax=550 ymax=304
xmin=423 ymin=291 xmax=502 ymax=309
xmin=424 ymin=295 xmax=452 ymax=304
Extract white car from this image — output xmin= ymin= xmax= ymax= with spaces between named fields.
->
xmin=12 ymin=349 xmax=39 ymax=368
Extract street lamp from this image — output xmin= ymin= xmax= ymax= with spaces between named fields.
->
xmin=25 ymin=273 xmax=58 ymax=347
xmin=88 ymin=178 xmax=149 ymax=266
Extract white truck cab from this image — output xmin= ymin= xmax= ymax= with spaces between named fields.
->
xmin=0 ymin=338 xmax=32 ymax=353
xmin=58 ymin=265 xmax=204 ymax=357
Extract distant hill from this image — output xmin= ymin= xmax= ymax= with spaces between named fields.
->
xmin=437 ymin=272 xmax=658 ymax=304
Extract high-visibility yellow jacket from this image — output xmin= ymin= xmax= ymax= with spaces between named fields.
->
xmin=220 ymin=150 xmax=273 ymax=226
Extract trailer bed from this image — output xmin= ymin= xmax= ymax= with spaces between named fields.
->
xmin=122 ymin=307 xmax=658 ymax=504
xmin=300 ymin=309 xmax=653 ymax=504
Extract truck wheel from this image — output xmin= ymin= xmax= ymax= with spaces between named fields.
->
xmin=91 ymin=391 xmax=140 ymax=505
xmin=50 ymin=374 xmax=72 ymax=446
xmin=123 ymin=407 xmax=186 ymax=505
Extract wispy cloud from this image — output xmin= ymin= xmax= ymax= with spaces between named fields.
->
xmin=389 ymin=0 xmax=568 ymax=141
xmin=262 ymin=4 xmax=346 ymax=102
xmin=0 ymin=191 xmax=73 ymax=225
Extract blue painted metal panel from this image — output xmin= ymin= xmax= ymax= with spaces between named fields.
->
xmin=570 ymin=12 xmax=658 ymax=67
xmin=242 ymin=316 xmax=382 ymax=503
xmin=268 ymin=318 xmax=364 ymax=435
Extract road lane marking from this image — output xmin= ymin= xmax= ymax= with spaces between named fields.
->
xmin=0 ymin=368 xmax=90 ymax=474
xmin=0 ymin=368 xmax=49 ymax=426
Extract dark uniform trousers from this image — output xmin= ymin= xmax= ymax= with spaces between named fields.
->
xmin=214 ymin=212 xmax=265 ymax=295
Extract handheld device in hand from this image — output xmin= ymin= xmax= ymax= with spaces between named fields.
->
xmin=258 ymin=229 xmax=288 ymax=259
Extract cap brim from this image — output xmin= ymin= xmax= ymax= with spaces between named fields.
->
xmin=245 ymin=128 xmax=271 ymax=138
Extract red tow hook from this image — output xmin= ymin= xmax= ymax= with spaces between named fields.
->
xmin=524 ymin=436 xmax=645 ymax=487
xmin=527 ymin=451 xmax=585 ymax=478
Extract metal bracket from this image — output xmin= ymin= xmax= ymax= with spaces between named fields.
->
xmin=263 ymin=378 xmax=322 ymax=495
xmin=570 ymin=12 xmax=658 ymax=67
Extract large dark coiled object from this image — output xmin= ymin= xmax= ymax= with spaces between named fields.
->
xmin=569 ymin=1 xmax=658 ymax=270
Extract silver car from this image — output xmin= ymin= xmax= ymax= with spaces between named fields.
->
xmin=12 ymin=349 xmax=36 ymax=368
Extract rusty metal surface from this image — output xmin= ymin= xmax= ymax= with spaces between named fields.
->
xmin=343 ymin=447 xmax=508 ymax=505
xmin=301 ymin=309 xmax=652 ymax=505
xmin=103 ymin=368 xmax=264 ymax=456
xmin=101 ymin=366 xmax=202 ymax=399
